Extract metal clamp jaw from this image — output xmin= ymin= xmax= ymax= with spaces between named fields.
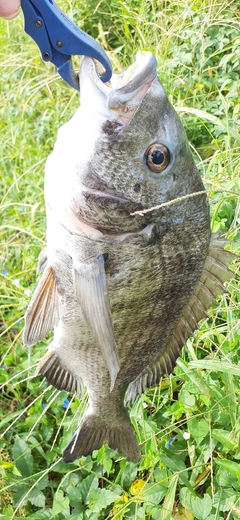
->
xmin=21 ymin=0 xmax=112 ymax=90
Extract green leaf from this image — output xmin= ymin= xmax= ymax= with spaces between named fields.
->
xmin=175 ymin=504 xmax=194 ymax=519
xmin=13 ymin=484 xmax=29 ymax=508
xmin=191 ymin=493 xmax=212 ymax=520
xmin=88 ymin=488 xmax=121 ymax=513
xmin=12 ymin=436 xmax=33 ymax=477
xmin=0 ymin=461 xmax=15 ymax=470
xmin=180 ymin=487 xmax=193 ymax=511
xmin=150 ymin=508 xmax=164 ymax=520
xmin=0 ymin=411 xmax=22 ymax=430
xmin=61 ymin=472 xmax=81 ymax=494
xmin=187 ymin=418 xmax=209 ymax=446
xmin=213 ymin=488 xmax=239 ymax=513
xmin=65 ymin=486 xmax=85 ymax=514
xmin=177 ymin=360 xmax=211 ymax=397
xmin=118 ymin=461 xmax=139 ymax=488
xmin=189 ymin=360 xmax=240 ymax=377
xmin=79 ymin=474 xmax=98 ymax=503
xmin=179 ymin=389 xmax=196 ymax=409
xmin=24 ymin=511 xmax=52 ymax=519
xmin=211 ymin=429 xmax=237 ymax=450
xmin=215 ymin=459 xmax=240 ymax=481
xmin=34 ymin=474 xmax=49 ymax=492
xmin=27 ymin=489 xmax=45 ymax=508
xmin=224 ymin=373 xmax=238 ymax=428
xmin=215 ymin=468 xmax=237 ymax=487
xmin=95 ymin=445 xmax=113 ymax=474
xmin=161 ymin=474 xmax=178 ymax=520
xmin=143 ymin=482 xmax=166 ymax=505
xmin=177 ymin=107 xmax=238 ymax=138
xmin=161 ymin=455 xmax=195 ymax=496
xmin=52 ymin=489 xmax=70 ymax=516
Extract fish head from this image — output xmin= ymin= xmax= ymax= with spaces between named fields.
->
xmin=69 ymin=52 xmax=206 ymax=234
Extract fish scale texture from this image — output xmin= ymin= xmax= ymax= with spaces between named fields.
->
xmin=23 ymin=52 xmax=235 ymax=463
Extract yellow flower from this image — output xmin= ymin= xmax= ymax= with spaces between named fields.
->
xmin=195 ymin=82 xmax=204 ymax=90
xmin=112 ymin=493 xmax=129 ymax=516
xmin=130 ymin=478 xmax=145 ymax=495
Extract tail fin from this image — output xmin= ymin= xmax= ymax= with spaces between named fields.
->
xmin=62 ymin=413 xmax=141 ymax=463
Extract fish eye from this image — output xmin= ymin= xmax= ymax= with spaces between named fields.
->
xmin=146 ymin=143 xmax=170 ymax=173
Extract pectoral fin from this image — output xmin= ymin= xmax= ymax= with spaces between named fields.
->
xmin=23 ymin=266 xmax=61 ymax=346
xmin=125 ymin=234 xmax=236 ymax=403
xmin=73 ymin=255 xmax=119 ymax=391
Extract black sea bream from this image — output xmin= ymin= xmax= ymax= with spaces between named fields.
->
xmin=23 ymin=52 xmax=234 ymax=463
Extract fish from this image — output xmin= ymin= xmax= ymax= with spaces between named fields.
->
xmin=23 ymin=51 xmax=235 ymax=464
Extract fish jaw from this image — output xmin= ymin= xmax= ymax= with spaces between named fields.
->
xmin=45 ymin=51 xmax=205 ymax=236
xmin=71 ymin=52 xmax=205 ymax=234
xmin=44 ymin=52 xmax=157 ymax=236
xmin=79 ymin=51 xmax=157 ymax=125
xmin=68 ymin=51 xmax=160 ymax=234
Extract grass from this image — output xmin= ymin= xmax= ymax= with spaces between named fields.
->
xmin=0 ymin=0 xmax=239 ymax=518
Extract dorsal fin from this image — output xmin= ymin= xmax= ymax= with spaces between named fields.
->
xmin=73 ymin=254 xmax=119 ymax=392
xmin=125 ymin=234 xmax=236 ymax=403
xmin=23 ymin=266 xmax=61 ymax=346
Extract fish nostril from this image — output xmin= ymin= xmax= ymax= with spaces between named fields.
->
xmin=133 ymin=183 xmax=141 ymax=192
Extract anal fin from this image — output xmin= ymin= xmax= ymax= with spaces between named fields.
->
xmin=73 ymin=255 xmax=119 ymax=392
xmin=37 ymin=350 xmax=83 ymax=395
xmin=23 ymin=266 xmax=61 ymax=346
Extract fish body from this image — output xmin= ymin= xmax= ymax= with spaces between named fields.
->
xmin=23 ymin=52 xmax=234 ymax=463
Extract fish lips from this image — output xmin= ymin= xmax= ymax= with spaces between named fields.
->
xmin=80 ymin=51 xmax=157 ymax=124
xmin=71 ymin=185 xmax=151 ymax=234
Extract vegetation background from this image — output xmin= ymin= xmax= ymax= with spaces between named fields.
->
xmin=0 ymin=0 xmax=239 ymax=518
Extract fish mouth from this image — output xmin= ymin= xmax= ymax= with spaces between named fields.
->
xmin=80 ymin=51 xmax=157 ymax=123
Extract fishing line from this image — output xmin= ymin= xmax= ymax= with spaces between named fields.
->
xmin=130 ymin=190 xmax=207 ymax=216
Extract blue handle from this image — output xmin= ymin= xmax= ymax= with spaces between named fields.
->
xmin=21 ymin=0 xmax=112 ymax=90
